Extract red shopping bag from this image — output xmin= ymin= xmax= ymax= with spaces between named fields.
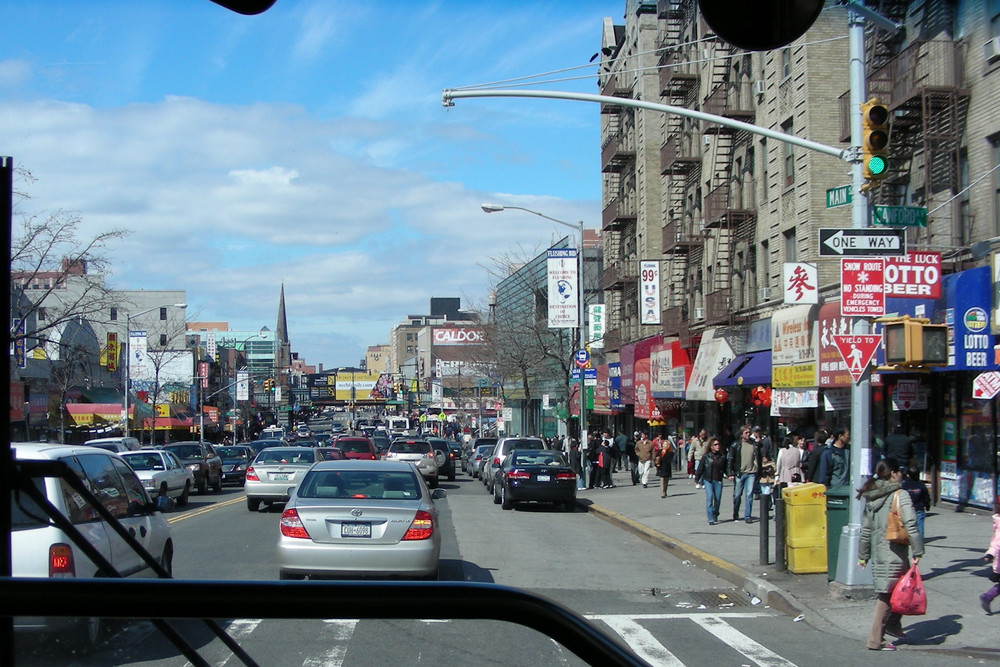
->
xmin=890 ymin=561 xmax=926 ymax=615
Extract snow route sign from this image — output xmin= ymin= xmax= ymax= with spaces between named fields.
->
xmin=841 ymin=258 xmax=886 ymax=317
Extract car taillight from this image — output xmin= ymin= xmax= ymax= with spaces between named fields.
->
xmin=426 ymin=452 xmax=434 ymax=459
xmin=492 ymin=457 xmax=500 ymax=466
xmin=245 ymin=466 xmax=259 ymax=482
xmin=506 ymin=470 xmax=531 ymax=480
xmin=279 ymin=509 xmax=309 ymax=539
xmin=556 ymin=472 xmax=577 ymax=480
xmin=403 ymin=510 xmax=434 ymax=541
xmin=49 ymin=544 xmax=75 ymax=578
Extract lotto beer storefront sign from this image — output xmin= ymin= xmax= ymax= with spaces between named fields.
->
xmin=884 ymin=252 xmax=941 ymax=299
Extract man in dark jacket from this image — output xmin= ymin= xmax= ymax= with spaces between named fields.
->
xmin=727 ymin=427 xmax=761 ymax=522
xmin=805 ymin=428 xmax=829 ymax=482
xmin=817 ymin=428 xmax=851 ymax=487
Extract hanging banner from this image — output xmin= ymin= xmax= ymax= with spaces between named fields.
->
xmin=128 ymin=330 xmax=150 ymax=381
xmin=546 ymin=248 xmax=579 ymax=328
xmin=588 ymin=304 xmax=605 ymax=348
xmin=640 ymin=261 xmax=661 ymax=325
xmin=106 ymin=332 xmax=119 ymax=372
xmin=236 ymin=370 xmax=249 ymax=401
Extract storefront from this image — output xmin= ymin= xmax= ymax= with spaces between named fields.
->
xmin=686 ymin=328 xmax=736 ymax=442
xmin=714 ymin=318 xmax=772 ymax=437
xmin=652 ymin=340 xmax=692 ymax=437
xmin=771 ymin=304 xmax=822 ymax=438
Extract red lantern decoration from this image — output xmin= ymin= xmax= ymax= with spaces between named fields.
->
xmin=714 ymin=388 xmax=729 ymax=403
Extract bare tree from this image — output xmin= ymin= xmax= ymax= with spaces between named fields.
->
xmin=9 ymin=167 xmax=130 ymax=349
xmin=131 ymin=327 xmax=193 ymax=446
xmin=49 ymin=335 xmax=100 ymax=443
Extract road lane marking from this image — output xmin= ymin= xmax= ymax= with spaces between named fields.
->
xmin=597 ymin=616 xmax=684 ymax=667
xmin=301 ymin=620 xmax=358 ymax=667
xmin=699 ymin=615 xmax=796 ymax=667
xmin=168 ymin=495 xmax=246 ymax=524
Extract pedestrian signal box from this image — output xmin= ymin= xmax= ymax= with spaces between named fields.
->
xmin=879 ymin=315 xmax=948 ymax=367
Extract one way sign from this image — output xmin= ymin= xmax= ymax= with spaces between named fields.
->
xmin=819 ymin=228 xmax=906 ymax=257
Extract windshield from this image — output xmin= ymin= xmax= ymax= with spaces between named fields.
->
xmin=297 ymin=469 xmax=421 ymax=500
xmin=216 ymin=448 xmax=250 ymax=460
xmin=165 ymin=445 xmax=203 ymax=459
xmin=253 ymin=450 xmax=314 ymax=465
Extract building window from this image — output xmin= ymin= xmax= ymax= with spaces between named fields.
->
xmin=37 ymin=307 xmax=47 ymax=321
xmin=159 ymin=307 xmax=167 ymax=320
xmin=992 ymin=136 xmax=1000 ymax=236
xmin=781 ymin=48 xmax=791 ymax=79
xmin=782 ymin=118 xmax=795 ymax=186
xmin=159 ymin=334 xmax=167 ymax=347
xmin=992 ymin=0 xmax=1000 ymax=38
xmin=784 ymin=228 xmax=797 ymax=262
xmin=110 ymin=307 xmax=118 ymax=321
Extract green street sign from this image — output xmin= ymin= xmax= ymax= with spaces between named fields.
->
xmin=826 ymin=185 xmax=852 ymax=208
xmin=872 ymin=205 xmax=927 ymax=228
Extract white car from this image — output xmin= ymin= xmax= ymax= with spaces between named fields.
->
xmin=121 ymin=449 xmax=194 ymax=507
xmin=11 ymin=442 xmax=173 ymax=649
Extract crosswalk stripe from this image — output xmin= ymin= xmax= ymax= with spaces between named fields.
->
xmin=692 ymin=616 xmax=797 ymax=667
xmin=597 ymin=616 xmax=684 ymax=667
xmin=301 ymin=620 xmax=358 ymax=667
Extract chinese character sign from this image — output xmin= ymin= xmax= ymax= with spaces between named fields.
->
xmin=783 ymin=262 xmax=818 ymax=304
xmin=588 ymin=304 xmax=605 ymax=348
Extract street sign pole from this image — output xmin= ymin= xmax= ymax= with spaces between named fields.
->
xmin=840 ymin=5 xmax=875 ymax=592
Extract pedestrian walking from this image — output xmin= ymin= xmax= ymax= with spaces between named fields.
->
xmin=625 ymin=433 xmax=639 ymax=485
xmin=857 ymin=458 xmax=924 ymax=651
xmin=900 ymin=466 xmax=931 ymax=540
xmin=979 ymin=498 xmax=1000 ymax=614
xmin=635 ymin=431 xmax=655 ymax=488
xmin=597 ymin=430 xmax=615 ymax=489
xmin=654 ymin=434 xmax=675 ymax=498
xmin=696 ymin=438 xmax=727 ymax=525
xmin=688 ymin=428 xmax=708 ymax=487
xmin=805 ymin=429 xmax=829 ymax=482
xmin=817 ymin=428 xmax=851 ymax=488
xmin=776 ymin=435 xmax=803 ymax=487
xmin=727 ymin=426 xmax=761 ymax=523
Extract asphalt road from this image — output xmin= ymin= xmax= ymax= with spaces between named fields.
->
xmin=14 ymin=469 xmax=968 ymax=666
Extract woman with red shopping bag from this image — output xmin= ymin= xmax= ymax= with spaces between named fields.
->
xmin=857 ymin=458 xmax=924 ymax=651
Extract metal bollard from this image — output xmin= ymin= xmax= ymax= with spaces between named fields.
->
xmin=759 ymin=492 xmax=771 ymax=566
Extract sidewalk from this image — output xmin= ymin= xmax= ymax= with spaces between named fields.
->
xmin=576 ymin=471 xmax=1000 ymax=657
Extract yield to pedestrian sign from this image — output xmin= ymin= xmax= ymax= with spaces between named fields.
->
xmin=832 ymin=335 xmax=881 ymax=383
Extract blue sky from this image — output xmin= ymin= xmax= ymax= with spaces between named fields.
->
xmin=1 ymin=1 xmax=614 ymax=368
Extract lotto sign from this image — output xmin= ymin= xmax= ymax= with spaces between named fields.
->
xmin=841 ymin=258 xmax=885 ymax=317
xmin=831 ymin=335 xmax=880 ymax=383
xmin=884 ymin=252 xmax=941 ymax=299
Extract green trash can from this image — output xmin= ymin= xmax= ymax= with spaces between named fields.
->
xmin=826 ymin=485 xmax=851 ymax=581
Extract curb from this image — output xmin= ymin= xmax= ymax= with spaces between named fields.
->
xmin=577 ymin=498 xmax=804 ymax=619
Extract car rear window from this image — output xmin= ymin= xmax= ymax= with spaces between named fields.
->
xmin=338 ymin=439 xmax=373 ymax=454
xmin=121 ymin=453 xmax=165 ymax=471
xmin=217 ymin=447 xmax=250 ymax=460
xmin=390 ymin=442 xmax=431 ymax=454
xmin=254 ymin=450 xmax=315 ymax=465
xmin=504 ymin=439 xmax=544 ymax=450
xmin=511 ymin=451 xmax=566 ymax=466
xmin=298 ymin=470 xmax=420 ymax=500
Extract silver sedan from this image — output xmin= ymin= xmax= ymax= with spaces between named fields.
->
xmin=277 ymin=460 xmax=445 ymax=580
xmin=245 ymin=447 xmax=321 ymax=512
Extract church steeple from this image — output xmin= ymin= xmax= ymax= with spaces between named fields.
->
xmin=276 ymin=283 xmax=291 ymax=368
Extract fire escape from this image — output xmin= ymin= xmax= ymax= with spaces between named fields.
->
xmin=658 ymin=0 xmax=700 ymax=343
xmin=700 ymin=38 xmax=756 ymax=326
xmin=601 ymin=69 xmax=637 ymax=352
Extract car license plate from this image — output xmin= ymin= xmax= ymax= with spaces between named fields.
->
xmin=341 ymin=522 xmax=371 ymax=538
xmin=536 ymin=475 xmax=550 ymax=482
xmin=272 ymin=473 xmax=289 ymax=481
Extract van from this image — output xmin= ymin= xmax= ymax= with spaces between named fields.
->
xmin=11 ymin=442 xmax=173 ymax=649
xmin=83 ymin=436 xmax=141 ymax=453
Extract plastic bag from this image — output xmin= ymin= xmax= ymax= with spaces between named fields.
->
xmin=890 ymin=561 xmax=926 ymax=616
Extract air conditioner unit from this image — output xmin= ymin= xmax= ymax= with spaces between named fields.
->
xmin=703 ymin=135 xmax=712 ymax=147
xmin=753 ymin=80 xmax=766 ymax=96
xmin=694 ymin=307 xmax=705 ymax=320
xmin=985 ymin=37 xmax=1000 ymax=64
xmin=759 ymin=287 xmax=771 ymax=301
xmin=675 ymin=231 xmax=685 ymax=243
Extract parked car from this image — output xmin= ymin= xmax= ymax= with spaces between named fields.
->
xmin=477 ymin=443 xmax=497 ymax=485
xmin=215 ymin=445 xmax=256 ymax=486
xmin=468 ymin=443 xmax=496 ymax=480
xmin=332 ymin=436 xmax=378 ymax=460
xmin=277 ymin=460 xmax=445 ymax=580
xmin=426 ymin=438 xmax=456 ymax=482
xmin=493 ymin=449 xmax=577 ymax=511
xmin=83 ymin=436 xmax=141 ymax=453
xmin=162 ymin=441 xmax=223 ymax=495
xmin=120 ymin=449 xmax=194 ymax=506
xmin=465 ymin=437 xmax=497 ymax=473
xmin=245 ymin=447 xmax=322 ymax=512
xmin=384 ymin=439 xmax=439 ymax=488
xmin=485 ymin=437 xmax=548 ymax=495
xmin=11 ymin=442 xmax=173 ymax=649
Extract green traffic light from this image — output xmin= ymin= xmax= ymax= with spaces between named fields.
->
xmin=866 ymin=155 xmax=887 ymax=175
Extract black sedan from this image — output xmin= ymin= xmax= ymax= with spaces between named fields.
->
xmin=492 ymin=449 xmax=577 ymax=511
xmin=216 ymin=445 xmax=256 ymax=486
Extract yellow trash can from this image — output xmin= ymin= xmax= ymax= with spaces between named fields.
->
xmin=783 ymin=482 xmax=827 ymax=574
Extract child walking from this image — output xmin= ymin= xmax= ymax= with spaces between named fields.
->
xmin=980 ymin=498 xmax=1000 ymax=614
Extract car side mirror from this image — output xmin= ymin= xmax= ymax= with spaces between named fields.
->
xmin=431 ymin=489 xmax=447 ymax=500
xmin=287 ymin=486 xmax=297 ymax=497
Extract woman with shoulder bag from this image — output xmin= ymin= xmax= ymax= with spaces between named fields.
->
xmin=857 ymin=458 xmax=924 ymax=651
xmin=655 ymin=435 xmax=674 ymax=498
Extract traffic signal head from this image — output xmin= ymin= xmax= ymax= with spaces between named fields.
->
xmin=861 ymin=98 xmax=890 ymax=181
xmin=882 ymin=317 xmax=948 ymax=367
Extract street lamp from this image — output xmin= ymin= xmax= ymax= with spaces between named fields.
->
xmin=123 ymin=303 xmax=187 ymax=440
xmin=481 ymin=203 xmax=588 ymax=482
